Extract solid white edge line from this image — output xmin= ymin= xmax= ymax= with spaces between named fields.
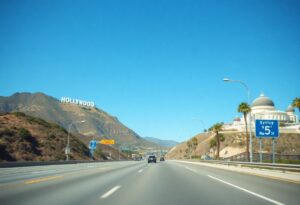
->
xmin=100 ymin=185 xmax=121 ymax=199
xmin=207 ymin=175 xmax=285 ymax=205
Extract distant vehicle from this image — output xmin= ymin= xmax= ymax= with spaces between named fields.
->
xmin=148 ymin=155 xmax=157 ymax=163
xmin=201 ymin=155 xmax=212 ymax=160
xmin=134 ymin=157 xmax=142 ymax=161
xmin=160 ymin=156 xmax=165 ymax=161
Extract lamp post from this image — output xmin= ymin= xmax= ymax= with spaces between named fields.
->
xmin=66 ymin=120 xmax=85 ymax=161
xmin=115 ymin=139 xmax=123 ymax=161
xmin=119 ymin=143 xmax=121 ymax=161
xmin=223 ymin=78 xmax=253 ymax=162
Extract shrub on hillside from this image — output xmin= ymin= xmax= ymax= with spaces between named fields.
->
xmin=18 ymin=128 xmax=32 ymax=140
xmin=12 ymin=112 xmax=26 ymax=117
xmin=210 ymin=139 xmax=216 ymax=148
xmin=27 ymin=116 xmax=50 ymax=128
xmin=219 ymin=134 xmax=225 ymax=142
xmin=0 ymin=144 xmax=15 ymax=161
xmin=0 ymin=128 xmax=14 ymax=137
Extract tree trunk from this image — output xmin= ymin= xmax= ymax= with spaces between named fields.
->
xmin=216 ymin=132 xmax=220 ymax=160
xmin=244 ymin=113 xmax=250 ymax=162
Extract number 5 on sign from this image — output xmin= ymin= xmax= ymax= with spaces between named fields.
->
xmin=264 ymin=126 xmax=271 ymax=135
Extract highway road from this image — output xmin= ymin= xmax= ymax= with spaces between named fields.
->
xmin=0 ymin=160 xmax=299 ymax=205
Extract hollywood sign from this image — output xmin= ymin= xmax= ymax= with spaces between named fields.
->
xmin=61 ymin=97 xmax=95 ymax=107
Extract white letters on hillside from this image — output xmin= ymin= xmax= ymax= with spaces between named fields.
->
xmin=61 ymin=97 xmax=95 ymax=107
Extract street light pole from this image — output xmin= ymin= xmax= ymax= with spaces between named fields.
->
xmin=223 ymin=78 xmax=253 ymax=162
xmin=66 ymin=120 xmax=85 ymax=161
xmin=119 ymin=144 xmax=121 ymax=161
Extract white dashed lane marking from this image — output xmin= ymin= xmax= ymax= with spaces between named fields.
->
xmin=100 ymin=185 xmax=121 ymax=199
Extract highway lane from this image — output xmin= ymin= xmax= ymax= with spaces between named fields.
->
xmin=0 ymin=161 xmax=140 ymax=184
xmin=172 ymin=161 xmax=300 ymax=204
xmin=0 ymin=160 xmax=299 ymax=205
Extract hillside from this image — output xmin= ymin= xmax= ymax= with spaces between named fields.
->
xmin=0 ymin=112 xmax=91 ymax=162
xmin=0 ymin=92 xmax=159 ymax=149
xmin=165 ymin=131 xmax=300 ymax=160
xmin=0 ymin=112 xmax=129 ymax=162
xmin=165 ymin=132 xmax=213 ymax=159
xmin=144 ymin=137 xmax=179 ymax=148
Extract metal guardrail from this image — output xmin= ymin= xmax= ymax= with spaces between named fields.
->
xmin=187 ymin=159 xmax=300 ymax=172
xmin=223 ymin=152 xmax=300 ymax=162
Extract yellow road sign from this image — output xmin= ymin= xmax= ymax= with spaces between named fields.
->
xmin=99 ymin=139 xmax=115 ymax=145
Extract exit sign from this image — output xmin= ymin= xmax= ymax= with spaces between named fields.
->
xmin=255 ymin=120 xmax=279 ymax=138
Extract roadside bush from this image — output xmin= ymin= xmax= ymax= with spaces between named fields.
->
xmin=94 ymin=148 xmax=107 ymax=160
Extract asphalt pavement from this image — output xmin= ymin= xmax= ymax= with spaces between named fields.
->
xmin=0 ymin=160 xmax=299 ymax=205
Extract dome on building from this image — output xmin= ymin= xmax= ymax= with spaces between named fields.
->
xmin=252 ymin=93 xmax=275 ymax=107
xmin=286 ymin=104 xmax=295 ymax=113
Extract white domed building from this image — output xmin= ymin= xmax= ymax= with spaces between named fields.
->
xmin=223 ymin=94 xmax=299 ymax=133
xmin=251 ymin=94 xmax=298 ymax=123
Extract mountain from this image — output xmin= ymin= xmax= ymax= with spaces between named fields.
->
xmin=144 ymin=137 xmax=179 ymax=148
xmin=0 ymin=92 xmax=159 ymax=149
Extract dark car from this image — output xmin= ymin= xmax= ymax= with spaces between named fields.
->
xmin=148 ymin=155 xmax=157 ymax=163
xmin=160 ymin=156 xmax=165 ymax=161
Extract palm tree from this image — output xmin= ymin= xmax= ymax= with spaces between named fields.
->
xmin=238 ymin=102 xmax=251 ymax=162
xmin=186 ymin=141 xmax=193 ymax=159
xmin=292 ymin=97 xmax=300 ymax=113
xmin=191 ymin=137 xmax=198 ymax=149
xmin=208 ymin=123 xmax=223 ymax=159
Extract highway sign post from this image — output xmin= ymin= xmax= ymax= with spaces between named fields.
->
xmin=255 ymin=120 xmax=279 ymax=163
xmin=65 ymin=147 xmax=71 ymax=155
xmin=99 ymin=139 xmax=115 ymax=145
xmin=89 ymin=140 xmax=97 ymax=160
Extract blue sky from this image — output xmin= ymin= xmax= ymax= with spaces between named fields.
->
xmin=1 ymin=0 xmax=299 ymax=142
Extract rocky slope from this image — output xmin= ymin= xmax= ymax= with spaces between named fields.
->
xmin=0 ymin=112 xmax=129 ymax=162
xmin=0 ymin=112 xmax=91 ymax=161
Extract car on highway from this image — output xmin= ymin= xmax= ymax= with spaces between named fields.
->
xmin=201 ymin=155 xmax=212 ymax=160
xmin=148 ymin=155 xmax=157 ymax=163
xmin=160 ymin=156 xmax=165 ymax=161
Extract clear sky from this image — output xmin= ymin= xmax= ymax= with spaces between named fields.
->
xmin=1 ymin=0 xmax=299 ymax=142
